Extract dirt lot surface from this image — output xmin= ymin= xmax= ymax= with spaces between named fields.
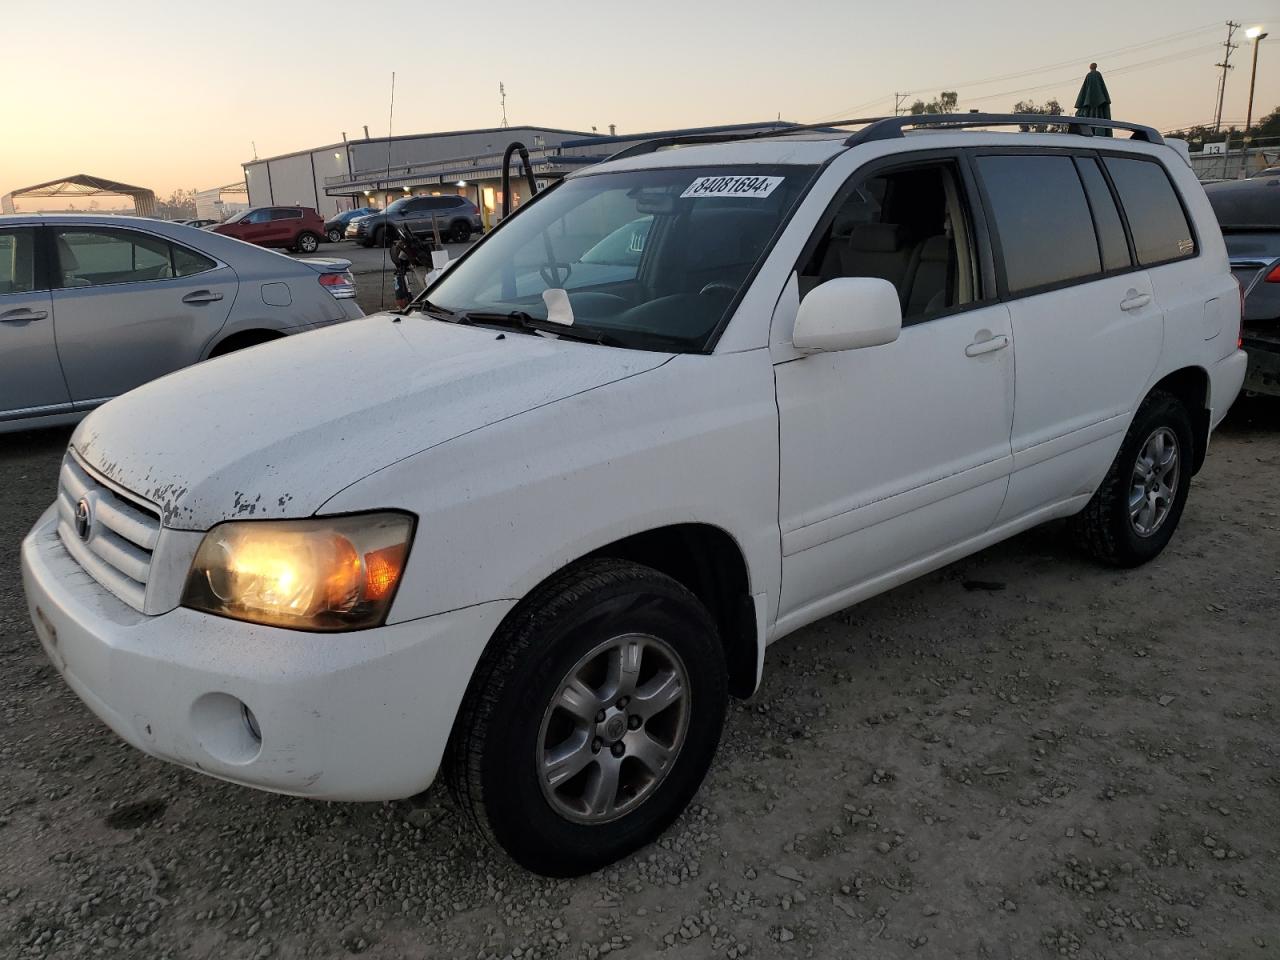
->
xmin=1 ymin=401 xmax=1277 ymax=960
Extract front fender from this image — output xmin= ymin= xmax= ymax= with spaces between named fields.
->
xmin=320 ymin=350 xmax=783 ymax=632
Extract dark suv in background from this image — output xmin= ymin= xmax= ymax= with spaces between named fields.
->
xmin=347 ymin=196 xmax=483 ymax=247
xmin=211 ymin=206 xmax=326 ymax=253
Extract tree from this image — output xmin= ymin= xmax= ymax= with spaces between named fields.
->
xmin=1012 ymin=98 xmax=1064 ymax=132
xmin=909 ymin=91 xmax=958 ymax=115
xmin=1247 ymin=105 xmax=1280 ymax=140
xmin=158 ymin=188 xmax=198 ymax=219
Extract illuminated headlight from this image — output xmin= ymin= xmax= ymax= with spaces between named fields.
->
xmin=181 ymin=513 xmax=414 ymax=631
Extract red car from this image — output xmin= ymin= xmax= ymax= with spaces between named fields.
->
xmin=210 ymin=206 xmax=325 ymax=253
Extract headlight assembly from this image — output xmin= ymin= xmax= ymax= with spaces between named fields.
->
xmin=181 ymin=512 xmax=414 ymax=631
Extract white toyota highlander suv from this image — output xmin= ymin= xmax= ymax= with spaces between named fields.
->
xmin=22 ymin=115 xmax=1247 ymax=876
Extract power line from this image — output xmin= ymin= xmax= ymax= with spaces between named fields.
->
xmin=811 ymin=20 xmax=1225 ymax=124
xmin=959 ymin=43 xmax=1221 ymax=107
xmin=897 ymin=20 xmax=1224 ymax=97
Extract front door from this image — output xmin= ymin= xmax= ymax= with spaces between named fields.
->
xmin=0 ymin=226 xmax=70 ymax=419
xmin=50 ymin=225 xmax=237 ymax=403
xmin=773 ymin=155 xmax=1015 ymax=629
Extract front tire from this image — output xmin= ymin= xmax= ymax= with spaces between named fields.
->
xmin=1069 ymin=389 xmax=1194 ymax=566
xmin=448 ymin=559 xmax=728 ymax=877
xmin=326 ymin=228 xmax=343 ymax=243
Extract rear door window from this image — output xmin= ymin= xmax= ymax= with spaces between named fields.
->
xmin=1075 ymin=157 xmax=1132 ymax=273
xmin=172 ymin=244 xmax=216 ymax=277
xmin=0 ymin=228 xmax=38 ymax=295
xmin=55 ymin=228 xmax=174 ymax=287
xmin=975 ymin=154 xmax=1101 ymax=295
xmin=1103 ymin=157 xmax=1196 ymax=265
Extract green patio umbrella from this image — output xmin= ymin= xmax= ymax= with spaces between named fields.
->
xmin=1075 ymin=62 xmax=1113 ymax=136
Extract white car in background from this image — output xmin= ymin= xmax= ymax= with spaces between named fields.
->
xmin=22 ymin=115 xmax=1245 ymax=876
xmin=0 ymin=215 xmax=361 ymax=433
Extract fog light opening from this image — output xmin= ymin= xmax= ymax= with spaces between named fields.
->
xmin=242 ymin=703 xmax=262 ymax=744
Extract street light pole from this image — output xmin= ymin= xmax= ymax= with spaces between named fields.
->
xmin=1245 ymin=28 xmax=1268 ymax=138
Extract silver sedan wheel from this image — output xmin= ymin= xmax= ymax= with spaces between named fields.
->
xmin=537 ymin=633 xmax=691 ymax=824
xmin=1129 ymin=426 xmax=1180 ymax=537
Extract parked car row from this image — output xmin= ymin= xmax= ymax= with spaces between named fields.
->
xmin=0 ymin=214 xmax=361 ymax=432
xmin=20 ymin=118 xmax=1247 ymax=878
xmin=1205 ymin=174 xmax=1280 ymax=396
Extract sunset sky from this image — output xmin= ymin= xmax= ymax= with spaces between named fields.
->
xmin=3 ymin=0 xmax=1276 ymax=205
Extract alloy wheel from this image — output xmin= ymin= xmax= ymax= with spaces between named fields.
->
xmin=537 ymin=633 xmax=690 ymax=824
xmin=1129 ymin=426 xmax=1180 ymax=537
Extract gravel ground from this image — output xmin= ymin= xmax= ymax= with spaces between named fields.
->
xmin=1 ymin=399 xmax=1278 ymax=960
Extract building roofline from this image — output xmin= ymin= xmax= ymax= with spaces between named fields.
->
xmin=245 ymin=125 xmax=595 ymax=167
xmin=243 ymin=142 xmax=347 ymax=168
xmin=559 ymin=120 xmax=798 ymax=149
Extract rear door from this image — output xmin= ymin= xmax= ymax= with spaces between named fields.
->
xmin=267 ymin=208 xmax=302 ymax=246
xmin=971 ymin=151 xmax=1164 ymax=523
xmin=49 ymin=225 xmax=236 ymax=403
xmin=0 ymin=225 xmax=70 ymax=420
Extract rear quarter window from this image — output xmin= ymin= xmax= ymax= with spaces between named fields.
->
xmin=975 ymin=154 xmax=1101 ymax=295
xmin=1103 ymin=157 xmax=1196 ymax=266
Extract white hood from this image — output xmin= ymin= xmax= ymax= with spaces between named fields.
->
xmin=72 ymin=314 xmax=670 ymax=530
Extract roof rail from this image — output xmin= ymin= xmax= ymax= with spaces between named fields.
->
xmin=845 ymin=113 xmax=1164 ymax=146
xmin=604 ymin=116 xmax=891 ymax=163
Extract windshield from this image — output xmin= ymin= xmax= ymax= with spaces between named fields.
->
xmin=426 ymin=165 xmax=817 ymax=351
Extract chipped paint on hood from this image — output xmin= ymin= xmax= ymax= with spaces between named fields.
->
xmin=71 ymin=314 xmax=671 ymax=530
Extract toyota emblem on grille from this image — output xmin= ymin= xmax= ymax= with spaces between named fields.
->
xmin=74 ymin=497 xmax=93 ymax=542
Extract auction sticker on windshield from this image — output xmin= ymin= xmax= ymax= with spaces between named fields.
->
xmin=680 ymin=175 xmax=783 ymax=199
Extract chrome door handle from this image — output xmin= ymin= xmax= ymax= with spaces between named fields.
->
xmin=182 ymin=290 xmax=224 ymax=304
xmin=1120 ymin=292 xmax=1151 ymax=311
xmin=0 ymin=307 xmax=48 ymax=322
xmin=965 ymin=334 xmax=1009 ymax=357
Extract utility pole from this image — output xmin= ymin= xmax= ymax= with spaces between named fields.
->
xmin=894 ymin=93 xmax=909 ymax=116
xmin=1213 ymin=21 xmax=1241 ymax=133
xmin=499 ymin=82 xmax=509 ymax=128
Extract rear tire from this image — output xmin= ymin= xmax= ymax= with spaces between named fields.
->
xmin=296 ymin=232 xmax=320 ymax=253
xmin=448 ymin=559 xmax=728 ymax=877
xmin=1069 ymin=389 xmax=1194 ymax=567
xmin=450 ymin=221 xmax=472 ymax=242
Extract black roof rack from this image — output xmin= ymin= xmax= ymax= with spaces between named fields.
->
xmin=604 ymin=117 xmax=891 ymax=162
xmin=844 ymin=113 xmax=1164 ymax=146
xmin=600 ymin=113 xmax=1164 ymax=166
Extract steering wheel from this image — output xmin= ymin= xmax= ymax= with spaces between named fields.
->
xmin=698 ymin=281 xmax=737 ymax=297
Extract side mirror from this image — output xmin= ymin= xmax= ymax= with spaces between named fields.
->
xmin=793 ymin=277 xmax=902 ymax=353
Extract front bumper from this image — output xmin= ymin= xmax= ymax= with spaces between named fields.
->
xmin=21 ymin=505 xmax=512 ymax=801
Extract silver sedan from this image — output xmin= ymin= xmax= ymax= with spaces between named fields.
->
xmin=0 ymin=214 xmax=363 ymax=433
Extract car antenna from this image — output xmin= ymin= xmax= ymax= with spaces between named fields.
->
xmin=379 ymin=71 xmax=396 ymax=313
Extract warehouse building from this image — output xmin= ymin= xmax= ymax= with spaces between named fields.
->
xmin=242 ymin=126 xmax=591 ymax=219
xmin=242 ymin=121 xmax=797 ymax=224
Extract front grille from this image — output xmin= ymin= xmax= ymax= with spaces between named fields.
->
xmin=56 ymin=453 xmax=161 ymax=612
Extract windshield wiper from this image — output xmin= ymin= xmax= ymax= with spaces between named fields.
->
xmin=457 ymin=310 xmax=625 ymax=347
